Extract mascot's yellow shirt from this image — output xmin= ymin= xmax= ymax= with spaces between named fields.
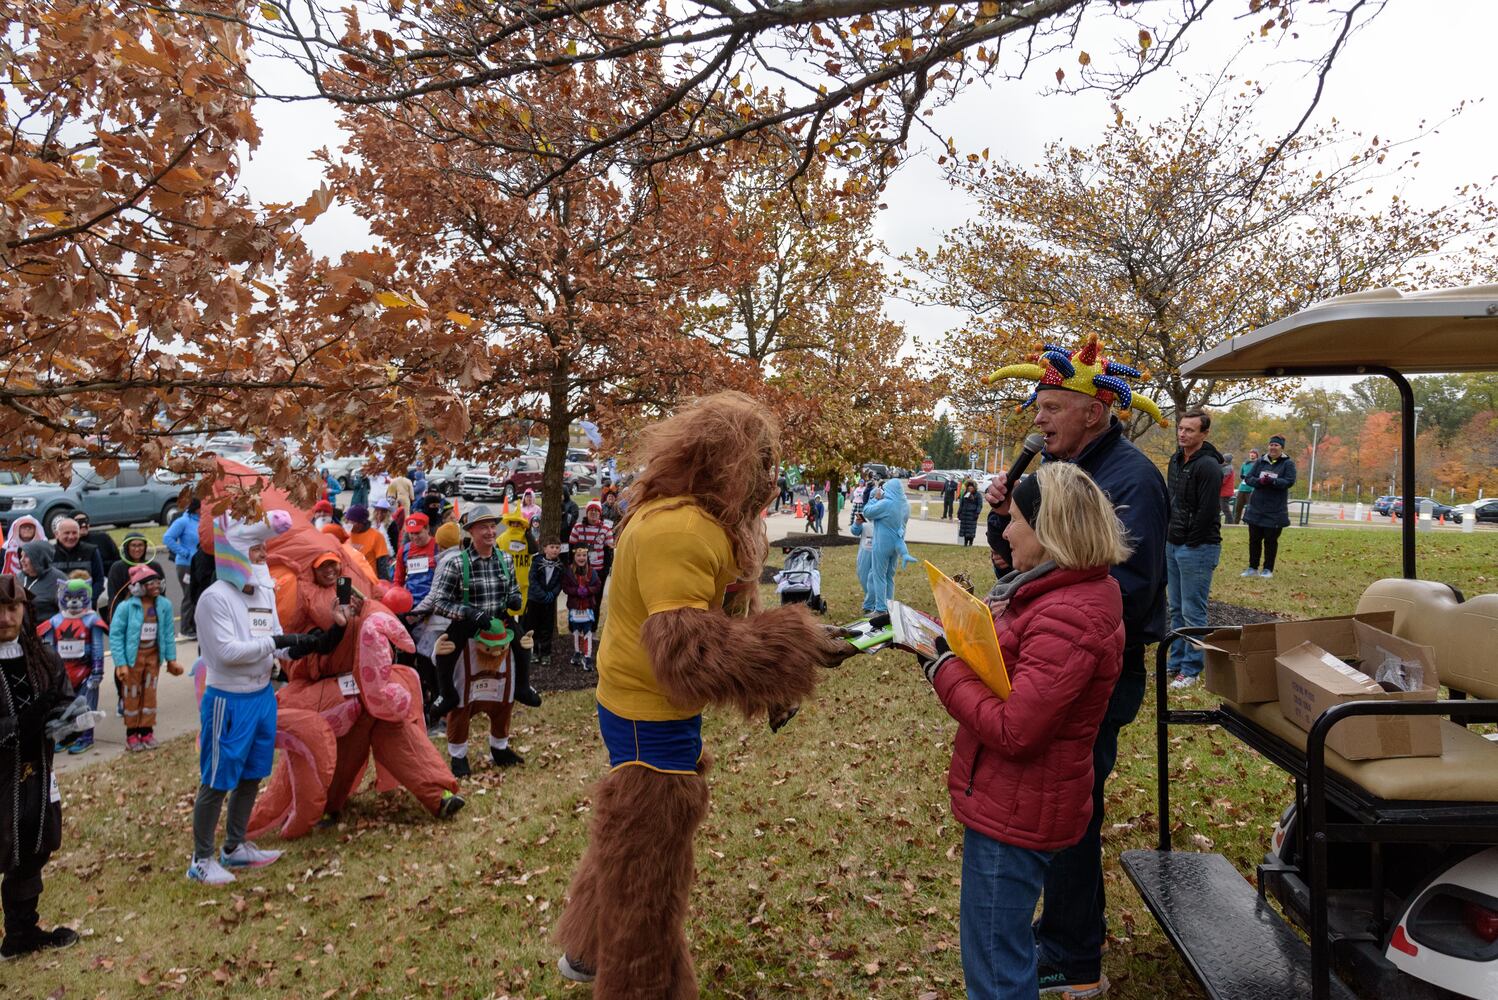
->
xmin=596 ymin=496 xmax=738 ymax=722
xmin=497 ymin=514 xmax=533 ymax=614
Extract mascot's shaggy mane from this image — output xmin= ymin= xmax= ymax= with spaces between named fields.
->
xmin=620 ymin=391 xmax=776 ymax=590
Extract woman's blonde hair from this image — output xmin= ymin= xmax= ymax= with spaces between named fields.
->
xmin=1029 ymin=462 xmax=1133 ymax=570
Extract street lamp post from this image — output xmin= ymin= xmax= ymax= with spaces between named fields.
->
xmin=1308 ymin=421 xmax=1320 ymax=502
xmin=1413 ymin=405 xmax=1424 ymax=496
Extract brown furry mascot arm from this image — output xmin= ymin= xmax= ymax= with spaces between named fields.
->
xmin=641 ymin=603 xmax=853 ymax=720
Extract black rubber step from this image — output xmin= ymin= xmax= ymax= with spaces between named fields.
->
xmin=1121 ymin=850 xmax=1359 ymax=1000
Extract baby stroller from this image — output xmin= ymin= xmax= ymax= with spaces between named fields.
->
xmin=774 ymin=546 xmax=825 ymax=613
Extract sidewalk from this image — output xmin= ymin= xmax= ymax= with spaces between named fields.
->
xmin=52 ymin=637 xmax=203 ymax=774
xmin=764 ymin=506 xmax=970 ymax=547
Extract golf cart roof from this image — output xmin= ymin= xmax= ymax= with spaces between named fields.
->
xmin=1181 ymin=284 xmax=1498 ymax=379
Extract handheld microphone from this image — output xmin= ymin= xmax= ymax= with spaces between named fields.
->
xmin=990 ymin=433 xmax=1044 ymax=571
xmin=1006 ymin=433 xmax=1046 ymax=488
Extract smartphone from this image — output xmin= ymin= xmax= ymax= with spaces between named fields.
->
xmin=336 ymin=576 xmax=352 ymax=605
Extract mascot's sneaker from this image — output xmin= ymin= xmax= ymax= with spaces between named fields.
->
xmin=1037 ymin=967 xmax=1109 ymax=998
xmin=557 ymin=953 xmax=596 ymax=983
xmin=186 ymin=858 xmax=236 ymax=886
xmin=491 ymin=746 xmax=525 ymax=767
xmin=449 ymin=755 xmax=471 ymax=779
xmin=438 ymin=791 xmax=466 ymax=819
xmin=1 ymin=925 xmax=80 ymax=961
xmin=221 ymin=842 xmax=282 ymax=869
xmin=516 ymin=686 xmax=543 ymax=708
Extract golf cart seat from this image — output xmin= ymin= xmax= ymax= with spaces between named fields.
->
xmin=1223 ymin=578 xmax=1498 ymax=803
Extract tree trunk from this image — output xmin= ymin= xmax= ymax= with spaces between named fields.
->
xmin=539 ymin=359 xmax=571 ymax=546
xmin=821 ymin=467 xmax=842 ymax=537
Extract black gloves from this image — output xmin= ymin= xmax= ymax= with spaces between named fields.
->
xmin=506 ymin=591 xmax=524 ymax=613
xmin=460 ymin=605 xmax=489 ymax=629
xmin=917 ymin=636 xmax=954 ymax=685
xmin=274 ymin=631 xmax=326 ymax=659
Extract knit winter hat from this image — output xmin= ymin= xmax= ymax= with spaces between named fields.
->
xmin=1011 ymin=473 xmax=1043 ymax=529
xmin=434 ymin=522 xmax=461 ymax=550
xmin=344 ymin=504 xmax=370 ymax=526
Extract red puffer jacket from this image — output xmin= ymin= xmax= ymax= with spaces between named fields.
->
xmin=932 ymin=565 xmax=1125 ymax=851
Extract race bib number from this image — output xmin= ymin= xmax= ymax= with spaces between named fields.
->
xmin=568 ymin=610 xmax=594 ymax=624
xmin=470 ymin=676 xmax=502 ymax=702
xmin=139 ymin=621 xmax=157 ymax=644
xmin=337 ymin=673 xmax=359 ymax=698
xmin=57 ymin=639 xmax=86 ymax=660
xmin=249 ymin=608 xmax=275 ymax=638
xmin=406 ymin=556 xmax=430 ymax=576
xmin=860 ymin=534 xmax=873 ymax=550
xmin=49 ymin=772 xmax=61 ymax=804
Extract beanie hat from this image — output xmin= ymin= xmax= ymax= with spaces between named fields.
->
xmin=1011 ymin=473 xmax=1043 ymax=530
xmin=435 ymin=522 xmax=461 ymax=550
xmin=1269 ymin=434 xmax=1286 ymax=446
xmin=127 ymin=563 xmax=161 ymax=586
xmin=215 ymin=511 xmax=293 ymax=589
xmin=344 ymin=504 xmax=370 ymax=526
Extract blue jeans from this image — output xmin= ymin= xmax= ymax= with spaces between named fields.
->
xmin=1035 ymin=658 xmax=1146 ymax=982
xmin=1165 ymin=542 xmax=1220 ymax=677
xmin=960 ymin=827 xmax=1053 ymax=1000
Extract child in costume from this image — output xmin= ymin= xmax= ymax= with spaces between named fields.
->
xmin=109 ymin=564 xmax=182 ymax=751
xmin=560 ymin=545 xmax=601 ymax=670
xmin=35 ymin=578 xmax=107 ymax=754
xmin=554 ymin=392 xmax=857 ymax=996
xmin=526 ymin=539 xmax=564 ymax=662
xmin=850 ymin=511 xmax=877 ymax=613
xmin=569 ymin=501 xmax=615 ymax=592
xmin=433 ymin=616 xmax=526 ymax=775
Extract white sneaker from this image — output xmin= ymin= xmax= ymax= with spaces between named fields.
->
xmin=1240 ymin=567 xmax=1259 ymax=577
xmin=1170 ymin=675 xmax=1199 ymax=690
xmin=186 ymin=858 xmax=236 ymax=885
xmin=1259 ymin=570 xmax=1274 ymax=579
xmin=221 ymin=842 xmax=282 ymax=869
xmin=558 ymin=954 xmax=596 ymax=983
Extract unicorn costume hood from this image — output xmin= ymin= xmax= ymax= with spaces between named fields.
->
xmin=214 ymin=510 xmax=294 ymax=592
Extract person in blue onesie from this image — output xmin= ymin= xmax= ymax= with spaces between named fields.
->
xmin=859 ymin=479 xmax=916 ymax=613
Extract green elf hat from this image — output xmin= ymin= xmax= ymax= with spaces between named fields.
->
xmin=475 ymin=617 xmax=515 ymax=651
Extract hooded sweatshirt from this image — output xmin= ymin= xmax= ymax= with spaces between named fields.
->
xmin=20 ymin=538 xmax=67 ymax=621
xmin=2 ymin=515 xmax=43 ymax=577
xmin=106 ymin=532 xmax=166 ymax=615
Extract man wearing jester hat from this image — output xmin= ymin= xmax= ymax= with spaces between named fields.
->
xmin=982 ymin=332 xmax=1169 ymax=998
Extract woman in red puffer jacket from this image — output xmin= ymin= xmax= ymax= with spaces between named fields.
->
xmin=919 ymin=461 xmax=1129 ymax=1000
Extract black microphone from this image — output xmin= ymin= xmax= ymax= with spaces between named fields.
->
xmin=1005 ymin=433 xmax=1046 ymax=491
xmin=989 ymin=433 xmax=1044 ymax=571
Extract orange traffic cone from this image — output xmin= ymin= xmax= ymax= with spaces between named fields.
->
xmin=1339 ymin=506 xmax=1346 ymax=520
xmin=1366 ymin=509 xmax=1372 ymax=521
xmin=502 ymin=495 xmax=509 ymax=514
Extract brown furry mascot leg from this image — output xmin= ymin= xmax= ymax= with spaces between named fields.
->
xmin=558 ymin=753 xmax=713 ymax=1000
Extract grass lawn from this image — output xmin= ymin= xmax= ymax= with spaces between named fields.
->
xmin=21 ymin=528 xmax=1498 ymax=998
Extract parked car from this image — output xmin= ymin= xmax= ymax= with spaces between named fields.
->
xmin=424 ymin=460 xmax=472 ymax=496
xmin=1371 ymin=494 xmax=1398 ymax=516
xmin=459 ymin=465 xmax=503 ymax=501
xmin=0 ymin=461 xmax=190 ymax=530
xmin=1392 ymin=496 xmax=1462 ymax=523
xmin=1473 ymin=498 xmax=1498 ymax=524
xmin=907 ymin=471 xmax=955 ymax=492
xmin=566 ymin=462 xmax=597 ymax=492
xmin=861 ymin=463 xmax=891 ymax=481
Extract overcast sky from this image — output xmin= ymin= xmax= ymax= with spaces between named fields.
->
xmin=239 ymin=2 xmax=1498 ymax=400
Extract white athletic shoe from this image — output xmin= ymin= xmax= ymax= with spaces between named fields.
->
xmin=1259 ymin=570 xmax=1274 ymax=579
xmin=1240 ymin=567 xmax=1259 ymax=577
xmin=186 ymin=858 xmax=236 ymax=885
xmin=221 ymin=842 xmax=282 ymax=869
xmin=558 ymin=954 xmax=596 ymax=983
xmin=1169 ymin=675 xmax=1199 ymax=690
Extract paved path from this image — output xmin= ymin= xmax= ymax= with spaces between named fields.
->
xmin=53 ymin=561 xmax=202 ymax=774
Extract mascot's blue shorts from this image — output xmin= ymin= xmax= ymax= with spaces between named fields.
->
xmin=597 ymin=703 xmax=703 ymax=775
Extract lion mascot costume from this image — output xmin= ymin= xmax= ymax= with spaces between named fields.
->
xmin=554 ymin=392 xmax=856 ymax=997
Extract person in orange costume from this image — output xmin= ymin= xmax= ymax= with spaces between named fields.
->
xmin=248 ymin=518 xmax=463 ymax=837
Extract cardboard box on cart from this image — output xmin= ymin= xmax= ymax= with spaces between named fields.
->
xmin=1274 ymin=620 xmax=1441 ymax=760
xmin=1198 ymin=611 xmax=1396 ymax=704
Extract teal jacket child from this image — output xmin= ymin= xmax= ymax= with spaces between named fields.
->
xmin=110 ymin=593 xmax=178 ymax=667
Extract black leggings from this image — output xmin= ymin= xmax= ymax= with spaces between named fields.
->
xmin=1248 ymin=524 xmax=1284 ymax=571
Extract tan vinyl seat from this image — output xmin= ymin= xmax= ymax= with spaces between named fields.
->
xmin=1222 ymin=579 xmax=1498 ymax=802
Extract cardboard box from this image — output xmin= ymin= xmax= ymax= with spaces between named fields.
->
xmin=1198 ymin=611 xmax=1396 ymax=704
xmin=1275 ymin=620 xmax=1441 ymax=760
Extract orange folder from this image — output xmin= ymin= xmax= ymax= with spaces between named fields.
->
xmin=923 ymin=560 xmax=1010 ymax=699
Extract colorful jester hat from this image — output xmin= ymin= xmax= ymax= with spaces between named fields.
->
xmin=981 ymin=333 xmax=1167 ymax=427
xmin=475 ymin=617 xmax=515 ymax=652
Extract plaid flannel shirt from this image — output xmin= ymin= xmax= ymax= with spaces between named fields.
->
xmin=429 ymin=545 xmax=521 ymax=620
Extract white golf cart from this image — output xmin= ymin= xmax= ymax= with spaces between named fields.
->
xmin=1125 ymin=285 xmax=1498 ymax=1000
